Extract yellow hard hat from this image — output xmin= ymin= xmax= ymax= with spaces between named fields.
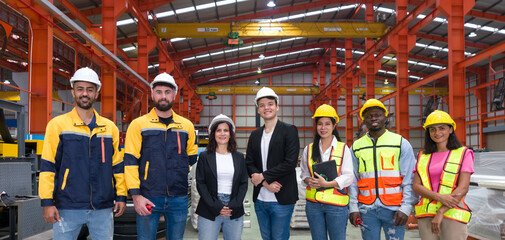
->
xmin=359 ymin=99 xmax=388 ymax=120
xmin=423 ymin=110 xmax=456 ymax=130
xmin=312 ymin=104 xmax=339 ymax=123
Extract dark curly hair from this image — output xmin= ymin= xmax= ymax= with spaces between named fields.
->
xmin=311 ymin=117 xmax=341 ymax=163
xmin=423 ymin=125 xmax=462 ymax=154
xmin=206 ymin=121 xmax=237 ymax=153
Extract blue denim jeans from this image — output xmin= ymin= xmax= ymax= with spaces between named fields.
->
xmin=53 ymin=208 xmax=113 ymax=240
xmin=254 ymin=200 xmax=294 ymax=240
xmin=137 ymin=196 xmax=188 ymax=240
xmin=359 ymin=206 xmax=406 ymax=240
xmin=305 ymin=201 xmax=348 ymax=240
xmin=198 ymin=193 xmax=244 ymax=240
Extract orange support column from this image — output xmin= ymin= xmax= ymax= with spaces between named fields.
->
xmin=438 ymin=0 xmax=475 ymax=145
xmin=345 ymin=39 xmax=354 ymax=146
xmin=30 ymin=8 xmax=53 ymax=134
xmin=330 ymin=42 xmax=337 ymax=82
xmin=391 ymin=0 xmax=416 ymax=139
xmin=312 ymin=68 xmax=318 ymax=86
xmin=100 ymin=0 xmax=126 ymax=122
xmin=477 ymin=70 xmax=487 ymax=149
xmin=362 ymin=4 xmax=378 ymax=100
xmin=329 ymin=45 xmax=339 ymax=107
xmin=137 ymin=10 xmax=156 ymax=115
xmin=182 ymin=88 xmax=191 ymax=118
xmin=319 ymin=57 xmax=326 ymax=88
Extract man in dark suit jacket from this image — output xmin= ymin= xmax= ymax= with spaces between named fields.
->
xmin=246 ymin=87 xmax=300 ymax=240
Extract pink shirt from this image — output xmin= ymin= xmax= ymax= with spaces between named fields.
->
xmin=415 ymin=149 xmax=474 ymax=191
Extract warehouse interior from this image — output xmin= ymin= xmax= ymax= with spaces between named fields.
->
xmin=0 ymin=0 xmax=505 ymax=239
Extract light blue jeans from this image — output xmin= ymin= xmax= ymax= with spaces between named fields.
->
xmin=305 ymin=201 xmax=348 ymax=240
xmin=254 ymin=200 xmax=294 ymax=240
xmin=198 ymin=193 xmax=244 ymax=240
xmin=137 ymin=196 xmax=188 ymax=240
xmin=53 ymin=208 xmax=113 ymax=240
xmin=359 ymin=206 xmax=406 ymax=240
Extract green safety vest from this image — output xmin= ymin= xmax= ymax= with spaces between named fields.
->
xmin=415 ymin=147 xmax=472 ymax=223
xmin=305 ymin=141 xmax=349 ymax=206
xmin=352 ymin=130 xmax=403 ymax=206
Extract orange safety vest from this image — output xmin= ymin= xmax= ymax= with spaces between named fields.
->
xmin=305 ymin=141 xmax=349 ymax=206
xmin=352 ymin=130 xmax=403 ymax=206
xmin=415 ymin=147 xmax=472 ymax=223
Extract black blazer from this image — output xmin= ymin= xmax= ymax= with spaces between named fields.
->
xmin=246 ymin=120 xmax=299 ymax=205
xmin=195 ymin=151 xmax=248 ymax=220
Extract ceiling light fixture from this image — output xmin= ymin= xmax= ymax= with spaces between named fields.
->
xmin=257 ymin=67 xmax=262 ymax=74
xmin=267 ymin=1 xmax=276 ymax=7
xmin=259 ymin=54 xmax=265 ymax=59
xmin=384 ymin=79 xmax=389 ymax=85
xmin=468 ymin=32 xmax=477 ymax=38
xmin=3 ymin=80 xmax=10 ymax=84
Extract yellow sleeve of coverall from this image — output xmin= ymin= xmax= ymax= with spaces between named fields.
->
xmin=112 ymin=125 xmax=127 ymax=199
xmin=124 ymin=120 xmax=142 ymax=193
xmin=38 ymin=120 xmax=60 ymax=205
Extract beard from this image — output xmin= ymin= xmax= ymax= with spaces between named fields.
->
xmin=76 ymin=96 xmax=94 ymax=110
xmin=155 ymin=99 xmax=174 ymax=111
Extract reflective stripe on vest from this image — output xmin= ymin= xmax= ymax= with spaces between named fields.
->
xmin=414 ymin=147 xmax=472 ymax=223
xmin=352 ymin=130 xmax=403 ymax=206
xmin=305 ymin=141 xmax=349 ymax=206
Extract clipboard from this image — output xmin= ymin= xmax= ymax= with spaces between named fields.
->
xmin=312 ymin=160 xmax=338 ymax=182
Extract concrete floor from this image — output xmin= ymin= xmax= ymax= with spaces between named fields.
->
xmin=26 ymin=182 xmax=421 ymax=240
xmin=182 ymin=183 xmax=421 ymax=240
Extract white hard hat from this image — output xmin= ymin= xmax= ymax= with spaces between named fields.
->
xmin=151 ymin=72 xmax=178 ymax=93
xmin=254 ymin=87 xmax=279 ymax=107
xmin=70 ymin=67 xmax=101 ymax=91
xmin=209 ymin=114 xmax=235 ymax=134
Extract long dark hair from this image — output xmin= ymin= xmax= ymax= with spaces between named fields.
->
xmin=423 ymin=125 xmax=463 ymax=154
xmin=311 ymin=117 xmax=341 ymax=163
xmin=206 ymin=121 xmax=237 ymax=153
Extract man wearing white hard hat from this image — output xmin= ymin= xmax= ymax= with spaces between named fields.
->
xmin=124 ymin=72 xmax=198 ymax=240
xmin=39 ymin=67 xmax=127 ymax=239
xmin=246 ymin=87 xmax=300 ymax=240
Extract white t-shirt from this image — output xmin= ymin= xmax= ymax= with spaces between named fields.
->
xmin=216 ymin=152 xmax=234 ymax=195
xmin=258 ymin=129 xmax=277 ymax=202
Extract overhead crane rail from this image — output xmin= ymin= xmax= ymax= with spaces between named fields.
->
xmin=156 ymin=22 xmax=387 ymax=38
xmin=195 ymin=86 xmax=448 ymax=95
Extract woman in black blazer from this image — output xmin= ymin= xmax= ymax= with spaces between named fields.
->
xmin=196 ymin=114 xmax=248 ymax=240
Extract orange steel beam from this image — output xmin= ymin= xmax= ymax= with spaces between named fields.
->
xmin=404 ymin=69 xmax=449 ymax=92
xmin=345 ymin=39 xmax=354 ymax=146
xmin=184 ymin=40 xmax=332 ymax=74
xmin=55 ymin=0 xmax=93 ymax=27
xmin=198 ymin=65 xmax=316 ymax=87
xmin=117 ymin=36 xmax=138 ymax=46
xmin=416 ymin=33 xmax=489 ymax=50
xmin=218 ymin=0 xmax=423 ymax=22
xmin=438 ymin=0 xmax=474 ymax=145
xmin=456 ymin=39 xmax=505 ymax=69
xmin=80 ymin=7 xmax=101 ymax=17
xmin=313 ymin=0 xmax=436 ymax=101
xmin=408 ymin=7 xmax=438 ymax=34
xmin=467 ymin=9 xmax=505 ymax=23
xmin=137 ymin=0 xmax=176 ymax=12
xmin=393 ymin=0 xmax=411 ymax=139
xmin=175 ymin=38 xmax=268 ymax=59
xmin=30 ymin=6 xmax=53 ymax=134
xmin=193 ymin=56 xmax=320 ymax=85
